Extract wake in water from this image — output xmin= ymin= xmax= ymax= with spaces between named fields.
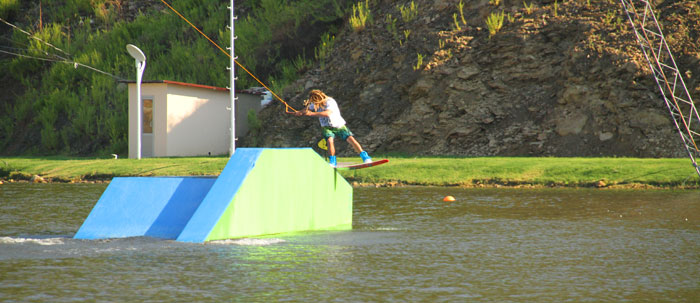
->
xmin=0 ymin=236 xmax=65 ymax=246
xmin=367 ymin=227 xmax=404 ymax=231
xmin=0 ymin=235 xmax=287 ymax=246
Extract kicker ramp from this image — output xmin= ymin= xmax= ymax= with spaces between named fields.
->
xmin=74 ymin=148 xmax=353 ymax=242
xmin=73 ymin=176 xmax=216 ymax=240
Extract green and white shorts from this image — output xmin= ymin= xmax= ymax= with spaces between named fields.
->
xmin=321 ymin=125 xmax=354 ymax=140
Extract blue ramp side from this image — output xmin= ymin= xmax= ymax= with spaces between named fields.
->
xmin=176 ymin=148 xmax=262 ymax=243
xmin=73 ymin=177 xmax=216 ymax=240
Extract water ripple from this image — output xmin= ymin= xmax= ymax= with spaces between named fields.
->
xmin=208 ymin=238 xmax=286 ymax=246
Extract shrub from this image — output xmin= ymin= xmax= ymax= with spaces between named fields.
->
xmin=314 ymin=32 xmax=335 ymax=69
xmin=486 ymin=10 xmax=505 ymax=38
xmin=247 ymin=109 xmax=261 ymax=146
xmin=0 ymin=0 xmax=20 ymax=19
xmin=385 ymin=14 xmax=399 ymax=40
xmin=0 ymin=0 xmax=351 ymax=156
xmin=458 ymin=0 xmax=467 ymax=26
xmin=523 ymin=1 xmax=534 ymax=15
xmin=398 ymin=1 xmax=418 ymax=23
xmin=453 ymin=13 xmax=461 ymax=31
xmin=349 ymin=0 xmax=371 ymax=32
xmin=413 ymin=53 xmax=424 ymax=71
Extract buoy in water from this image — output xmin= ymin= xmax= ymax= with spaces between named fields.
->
xmin=443 ymin=195 xmax=455 ymax=202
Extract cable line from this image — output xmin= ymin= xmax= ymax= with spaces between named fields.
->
xmin=0 ymin=17 xmax=70 ymax=57
xmin=2 ymin=3 xmax=298 ymax=111
xmin=0 ymin=49 xmax=58 ymax=62
xmin=0 ymin=17 xmax=123 ymax=80
xmin=159 ymin=0 xmax=298 ymax=112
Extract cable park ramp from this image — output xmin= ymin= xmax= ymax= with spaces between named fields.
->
xmin=619 ymin=0 xmax=700 ymax=178
xmin=74 ymin=148 xmax=353 ymax=243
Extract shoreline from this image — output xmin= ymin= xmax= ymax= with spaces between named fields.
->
xmin=2 ymin=175 xmax=698 ymax=190
xmin=2 ymin=156 xmax=699 ymax=190
xmin=347 ymin=180 xmax=700 ymax=190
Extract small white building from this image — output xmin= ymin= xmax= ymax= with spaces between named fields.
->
xmin=125 ymin=80 xmax=264 ymax=158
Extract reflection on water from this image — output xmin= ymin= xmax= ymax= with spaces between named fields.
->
xmin=0 ymin=184 xmax=698 ymax=302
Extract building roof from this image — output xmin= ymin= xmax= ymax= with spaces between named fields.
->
xmin=119 ymin=79 xmax=267 ymax=95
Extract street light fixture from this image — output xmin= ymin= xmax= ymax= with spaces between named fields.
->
xmin=126 ymin=44 xmax=146 ymax=159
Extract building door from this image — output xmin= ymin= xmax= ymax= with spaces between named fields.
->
xmin=142 ymin=97 xmax=154 ymax=157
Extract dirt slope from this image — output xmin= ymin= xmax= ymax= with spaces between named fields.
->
xmin=243 ymin=0 xmax=700 ymax=158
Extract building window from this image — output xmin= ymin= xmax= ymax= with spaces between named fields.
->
xmin=143 ymin=98 xmax=153 ymax=134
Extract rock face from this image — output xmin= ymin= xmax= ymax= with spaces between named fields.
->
xmin=243 ymin=0 xmax=699 ymax=158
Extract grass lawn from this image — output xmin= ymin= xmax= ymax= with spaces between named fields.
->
xmin=0 ymin=156 xmax=228 ymax=182
xmin=341 ymin=156 xmax=700 ymax=188
xmin=1 ymin=155 xmax=698 ymax=188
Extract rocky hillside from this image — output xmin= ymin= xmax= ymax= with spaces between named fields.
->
xmin=243 ymin=0 xmax=700 ymax=158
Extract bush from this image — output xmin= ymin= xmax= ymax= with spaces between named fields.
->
xmin=486 ymin=10 xmax=505 ymax=38
xmin=0 ymin=0 xmax=20 ymax=20
xmin=0 ymin=0 xmax=350 ymax=155
xmin=349 ymin=0 xmax=371 ymax=32
xmin=315 ymin=32 xmax=335 ymax=69
xmin=398 ymin=1 xmax=418 ymax=23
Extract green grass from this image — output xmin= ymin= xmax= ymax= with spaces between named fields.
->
xmin=340 ymin=156 xmax=700 ymax=188
xmin=1 ymin=156 xmax=698 ymax=188
xmin=0 ymin=156 xmax=229 ymax=181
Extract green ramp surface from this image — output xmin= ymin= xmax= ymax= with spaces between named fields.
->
xmin=177 ymin=148 xmax=352 ymax=242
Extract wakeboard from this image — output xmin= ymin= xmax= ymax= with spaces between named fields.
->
xmin=335 ymin=159 xmax=389 ymax=170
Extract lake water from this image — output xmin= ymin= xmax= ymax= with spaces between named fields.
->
xmin=1 ymin=183 xmax=698 ymax=302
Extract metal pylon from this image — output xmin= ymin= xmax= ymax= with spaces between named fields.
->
xmin=619 ymin=0 xmax=700 ymax=178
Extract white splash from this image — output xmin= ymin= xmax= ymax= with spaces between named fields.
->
xmin=208 ymin=238 xmax=286 ymax=246
xmin=0 ymin=236 xmax=64 ymax=246
xmin=370 ymin=227 xmax=403 ymax=231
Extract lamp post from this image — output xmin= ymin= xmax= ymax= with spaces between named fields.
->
xmin=126 ymin=44 xmax=146 ymax=159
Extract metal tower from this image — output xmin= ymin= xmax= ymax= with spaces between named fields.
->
xmin=619 ymin=0 xmax=700 ymax=178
